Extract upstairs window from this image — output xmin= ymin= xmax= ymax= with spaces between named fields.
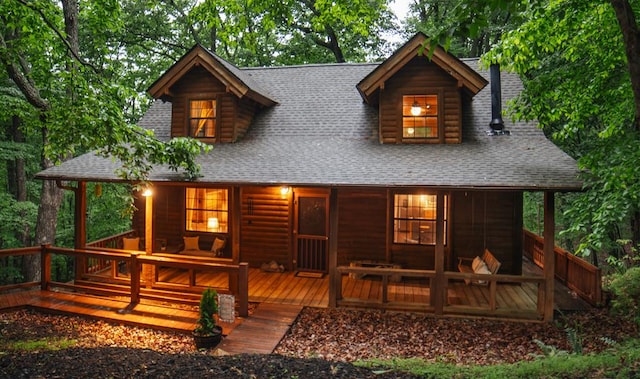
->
xmin=393 ymin=193 xmax=448 ymax=245
xmin=185 ymin=188 xmax=228 ymax=233
xmin=402 ymin=95 xmax=438 ymax=139
xmin=189 ymin=99 xmax=216 ymax=138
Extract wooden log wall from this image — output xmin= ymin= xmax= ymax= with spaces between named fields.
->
xmin=336 ymin=188 xmax=387 ymax=265
xmin=168 ymin=66 xmax=257 ymax=143
xmin=451 ymin=191 xmax=523 ymax=274
xmin=240 ymin=187 xmax=291 ymax=269
xmin=380 ymin=56 xmax=462 ymax=144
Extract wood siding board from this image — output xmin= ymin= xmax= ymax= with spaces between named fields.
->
xmin=240 ymin=188 xmax=291 ymax=268
xmin=336 ymin=189 xmax=387 ymax=266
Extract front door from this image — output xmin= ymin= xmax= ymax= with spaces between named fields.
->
xmin=293 ymin=189 xmax=329 ymax=273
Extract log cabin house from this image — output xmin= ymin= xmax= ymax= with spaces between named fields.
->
xmin=35 ymin=33 xmax=583 ymax=321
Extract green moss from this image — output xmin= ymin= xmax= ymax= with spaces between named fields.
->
xmin=1 ymin=337 xmax=77 ymax=352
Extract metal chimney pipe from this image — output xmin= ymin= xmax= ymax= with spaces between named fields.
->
xmin=489 ymin=63 xmax=504 ymax=131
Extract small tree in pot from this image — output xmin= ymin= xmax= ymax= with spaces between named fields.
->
xmin=193 ymin=287 xmax=223 ymax=349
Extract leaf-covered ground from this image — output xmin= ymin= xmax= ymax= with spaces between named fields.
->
xmin=0 ymin=307 xmax=637 ymax=378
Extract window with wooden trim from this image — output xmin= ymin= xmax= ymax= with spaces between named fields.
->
xmin=185 ymin=188 xmax=228 ymax=233
xmin=402 ymin=95 xmax=438 ymax=139
xmin=393 ymin=193 xmax=447 ymax=245
xmin=189 ymin=99 xmax=216 ymax=138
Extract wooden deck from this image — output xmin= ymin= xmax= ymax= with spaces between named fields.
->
xmin=0 ymin=261 xmax=591 ymax=355
xmin=0 ymin=289 xmax=301 ymax=355
xmin=157 ymin=263 xmax=590 ymax=313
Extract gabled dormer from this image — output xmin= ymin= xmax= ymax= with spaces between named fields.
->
xmin=357 ymin=33 xmax=487 ymax=144
xmin=147 ymin=45 xmax=277 ymax=143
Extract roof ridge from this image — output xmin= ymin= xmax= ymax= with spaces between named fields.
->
xmin=242 ymin=62 xmax=380 ymax=71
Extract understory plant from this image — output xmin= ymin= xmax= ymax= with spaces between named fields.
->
xmin=607 ymin=266 xmax=640 ymax=326
xmin=194 ymin=287 xmax=219 ymax=336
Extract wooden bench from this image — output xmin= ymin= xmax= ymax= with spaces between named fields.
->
xmin=349 ymin=260 xmax=402 ymax=282
xmin=457 ymin=248 xmax=501 ymax=285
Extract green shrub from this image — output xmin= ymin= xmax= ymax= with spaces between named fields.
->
xmin=607 ymin=266 xmax=640 ymax=325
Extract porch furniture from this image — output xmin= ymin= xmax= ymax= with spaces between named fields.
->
xmin=458 ymin=248 xmax=501 ymax=285
xmin=349 ymin=260 xmax=402 ymax=282
xmin=178 ymin=235 xmax=227 ymax=258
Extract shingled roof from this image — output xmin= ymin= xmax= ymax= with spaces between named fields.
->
xmin=36 ymin=56 xmax=582 ymax=191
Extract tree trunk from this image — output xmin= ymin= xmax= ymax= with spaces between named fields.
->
xmin=9 ymin=115 xmax=31 ymax=247
xmin=610 ymin=0 xmax=640 ymax=130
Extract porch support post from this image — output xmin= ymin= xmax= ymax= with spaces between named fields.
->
xmin=232 ymin=186 xmax=241 ymax=264
xmin=328 ymin=187 xmax=339 ymax=308
xmin=74 ymin=181 xmax=87 ymax=248
xmin=143 ymin=189 xmax=154 ymax=287
xmin=433 ymin=192 xmax=446 ymax=314
xmin=74 ymin=181 xmax=87 ymax=280
xmin=543 ymin=191 xmax=555 ymax=321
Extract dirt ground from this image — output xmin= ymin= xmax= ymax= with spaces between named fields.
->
xmin=0 ymin=307 xmax=637 ymax=378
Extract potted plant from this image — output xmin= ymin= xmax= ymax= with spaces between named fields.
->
xmin=193 ymin=287 xmax=223 ymax=349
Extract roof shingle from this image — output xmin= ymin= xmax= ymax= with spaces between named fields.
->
xmin=37 ymin=58 xmax=582 ymax=191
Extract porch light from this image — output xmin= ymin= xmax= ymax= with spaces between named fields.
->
xmin=410 ymin=101 xmax=422 ymax=116
xmin=207 ymin=217 xmax=219 ymax=231
xmin=280 ymin=186 xmax=291 ymax=196
xmin=142 ymin=188 xmax=153 ymax=197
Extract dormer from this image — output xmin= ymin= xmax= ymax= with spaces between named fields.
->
xmin=357 ymin=33 xmax=487 ymax=144
xmin=147 ymin=45 xmax=277 ymax=143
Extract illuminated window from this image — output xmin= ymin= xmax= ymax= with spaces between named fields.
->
xmin=185 ymin=188 xmax=228 ymax=233
xmin=402 ymin=95 xmax=438 ymax=139
xmin=189 ymin=99 xmax=216 ymax=138
xmin=393 ymin=194 xmax=447 ymax=245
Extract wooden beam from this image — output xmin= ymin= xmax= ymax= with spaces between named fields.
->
xmin=433 ymin=191 xmax=446 ymax=314
xmin=143 ymin=191 xmax=154 ymax=288
xmin=328 ymin=188 xmax=339 ymax=308
xmin=74 ymin=181 xmax=87 ymax=249
xmin=232 ymin=187 xmax=241 ymax=264
xmin=543 ymin=191 xmax=555 ymax=322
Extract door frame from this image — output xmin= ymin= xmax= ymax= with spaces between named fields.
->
xmin=292 ymin=188 xmax=330 ymax=273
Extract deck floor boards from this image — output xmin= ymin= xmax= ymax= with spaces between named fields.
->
xmin=1 ymin=260 xmax=592 ymax=354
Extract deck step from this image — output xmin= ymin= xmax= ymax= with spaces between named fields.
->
xmin=218 ymin=302 xmax=302 ymax=354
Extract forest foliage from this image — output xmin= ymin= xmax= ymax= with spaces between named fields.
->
xmin=1 ymin=0 xmax=639 ymax=284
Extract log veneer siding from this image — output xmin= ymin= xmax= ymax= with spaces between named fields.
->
xmin=168 ymin=66 xmax=258 ymax=143
xmin=379 ymin=56 xmax=462 ymax=144
xmin=240 ymin=187 xmax=292 ymax=269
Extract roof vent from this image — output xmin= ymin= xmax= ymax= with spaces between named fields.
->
xmin=487 ymin=63 xmax=510 ymax=136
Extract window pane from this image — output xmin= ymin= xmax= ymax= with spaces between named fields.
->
xmin=189 ymin=100 xmax=216 ymax=138
xmin=402 ymin=95 xmax=438 ymax=139
xmin=393 ymin=194 xmax=447 ymax=245
xmin=185 ymin=188 xmax=228 ymax=233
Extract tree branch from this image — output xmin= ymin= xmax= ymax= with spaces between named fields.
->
xmin=15 ymin=0 xmax=101 ymax=74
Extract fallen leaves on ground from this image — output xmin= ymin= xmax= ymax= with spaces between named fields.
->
xmin=275 ymin=307 xmax=638 ymax=365
xmin=0 ymin=307 xmax=637 ymax=378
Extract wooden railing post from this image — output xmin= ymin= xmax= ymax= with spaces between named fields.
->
xmin=40 ymin=244 xmax=51 ymax=291
xmin=238 ymin=262 xmax=249 ymax=317
xmin=489 ymin=279 xmax=497 ymax=311
xmin=130 ymin=253 xmax=140 ymax=305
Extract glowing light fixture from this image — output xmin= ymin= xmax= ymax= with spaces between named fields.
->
xmin=410 ymin=101 xmax=422 ymax=116
xmin=142 ymin=188 xmax=153 ymax=197
xmin=207 ymin=217 xmax=219 ymax=231
xmin=280 ymin=186 xmax=291 ymax=196
xmin=407 ymin=127 xmax=415 ymax=135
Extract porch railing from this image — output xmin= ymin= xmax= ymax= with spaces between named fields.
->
xmin=335 ymin=265 xmax=547 ymax=320
xmin=0 ymin=245 xmax=249 ymax=317
xmin=523 ymin=229 xmax=602 ymax=306
xmin=84 ymin=230 xmax=137 ymax=274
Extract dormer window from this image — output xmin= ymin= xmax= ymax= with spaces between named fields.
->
xmin=189 ymin=99 xmax=216 ymax=138
xmin=402 ymin=95 xmax=438 ymax=139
